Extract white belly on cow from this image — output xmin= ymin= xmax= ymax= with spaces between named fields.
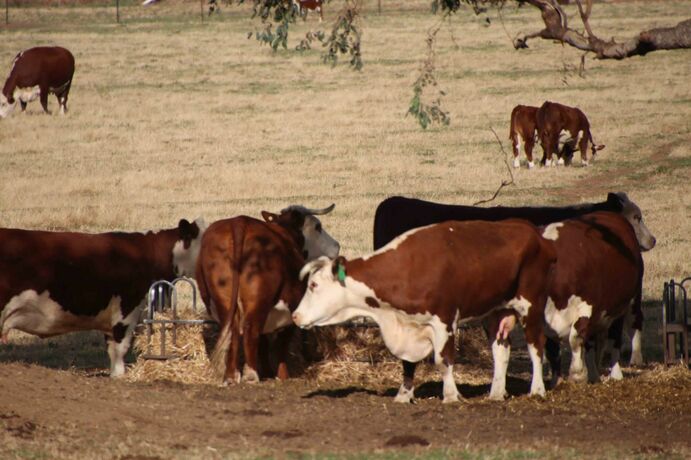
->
xmin=0 ymin=290 xmax=122 ymax=338
xmin=14 ymin=86 xmax=40 ymax=103
xmin=373 ymin=308 xmax=445 ymax=363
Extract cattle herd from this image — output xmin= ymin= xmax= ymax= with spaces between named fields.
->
xmin=0 ymin=44 xmax=659 ymax=404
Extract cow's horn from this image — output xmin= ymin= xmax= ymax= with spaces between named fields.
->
xmin=305 ymin=203 xmax=335 ymax=215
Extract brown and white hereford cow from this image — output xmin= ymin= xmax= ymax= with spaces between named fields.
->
xmin=536 ymin=101 xmax=605 ymax=167
xmin=197 ymin=204 xmax=339 ymax=384
xmin=509 ymin=104 xmax=539 ymax=169
xmin=0 ymin=47 xmax=75 ymax=118
xmin=539 ymin=212 xmax=644 ymax=384
xmin=0 ymin=218 xmax=206 ymax=376
xmin=293 ymin=0 xmax=323 ymax=21
xmin=293 ymin=220 xmax=556 ymax=403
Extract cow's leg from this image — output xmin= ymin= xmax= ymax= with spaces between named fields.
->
xmin=568 ymin=317 xmax=590 ymax=383
xmin=38 ymin=83 xmax=51 ymax=115
xmin=436 ymin=337 xmax=460 ymax=404
xmin=629 ymin=299 xmax=644 ymax=367
xmin=223 ymin=321 xmax=242 ymax=384
xmin=512 ymin=133 xmax=521 ymax=168
xmin=525 ymin=134 xmax=536 ymax=169
xmin=58 ymin=82 xmax=71 ymax=115
xmin=241 ymin=298 xmax=272 ymax=383
xmin=520 ymin=305 xmax=547 ymax=398
xmin=606 ymin=317 xmax=624 ymax=381
xmin=585 ymin=337 xmax=602 ymax=383
xmin=106 ymin=307 xmax=140 ymax=378
xmin=486 ymin=311 xmax=514 ymax=401
xmin=394 ymin=360 xmax=417 ymax=403
xmin=20 ymin=100 xmax=27 ymax=112
xmin=274 ymin=325 xmax=295 ymax=380
xmin=545 ymin=336 xmax=562 ymax=388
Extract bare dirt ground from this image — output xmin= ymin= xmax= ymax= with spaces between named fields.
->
xmin=1 ymin=359 xmax=689 ymax=459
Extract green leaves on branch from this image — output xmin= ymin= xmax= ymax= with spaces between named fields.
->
xmin=321 ymin=2 xmax=363 ymax=71
xmin=407 ymin=27 xmax=450 ymax=130
xmin=249 ymin=0 xmax=362 ymax=70
xmin=251 ymin=0 xmax=295 ymax=51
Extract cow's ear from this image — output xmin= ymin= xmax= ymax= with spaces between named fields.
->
xmin=331 ymin=256 xmax=347 ymax=283
xmin=261 ymin=211 xmax=277 ymax=223
xmin=178 ymin=218 xmax=199 ymax=239
xmin=606 ymin=193 xmax=624 ymax=211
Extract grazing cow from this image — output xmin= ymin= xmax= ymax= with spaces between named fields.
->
xmin=197 ymin=204 xmax=339 ymax=384
xmin=293 ymin=220 xmax=557 ymax=403
xmin=536 ymin=101 xmax=605 ymax=167
xmin=0 ymin=47 xmax=75 ymax=118
xmin=0 ymin=218 xmax=206 ymax=377
xmin=293 ymin=0 xmax=323 ymax=22
xmin=509 ymin=105 xmax=539 ymax=169
xmin=538 ymin=212 xmax=644 ymax=385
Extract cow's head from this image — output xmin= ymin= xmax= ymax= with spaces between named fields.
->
xmin=172 ymin=217 xmax=207 ymax=277
xmin=0 ymin=93 xmax=17 ymax=118
xmin=293 ymin=256 xmax=351 ymax=329
xmin=607 ymin=192 xmax=656 ymax=251
xmin=591 ymin=143 xmax=605 ymax=158
xmin=261 ymin=203 xmax=340 ymax=261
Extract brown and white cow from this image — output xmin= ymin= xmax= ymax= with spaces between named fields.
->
xmin=0 ymin=46 xmax=75 ymax=118
xmin=509 ymin=104 xmax=539 ymax=169
xmin=197 ymin=204 xmax=339 ymax=384
xmin=536 ymin=101 xmax=605 ymax=167
xmin=538 ymin=212 xmax=644 ymax=384
xmin=0 ymin=218 xmax=206 ymax=376
xmin=293 ymin=220 xmax=556 ymax=403
xmin=293 ymin=0 xmax=323 ymax=22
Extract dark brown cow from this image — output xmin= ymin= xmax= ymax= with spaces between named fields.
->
xmin=536 ymin=101 xmax=605 ymax=167
xmin=293 ymin=220 xmax=556 ymax=403
xmin=0 ymin=46 xmax=75 ymax=118
xmin=538 ymin=212 xmax=643 ymax=384
xmin=197 ymin=205 xmax=339 ymax=384
xmin=0 ymin=218 xmax=206 ymax=376
xmin=293 ymin=0 xmax=323 ymax=22
xmin=509 ymin=104 xmax=539 ymax=169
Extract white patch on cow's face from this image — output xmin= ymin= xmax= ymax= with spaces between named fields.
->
xmin=543 ymin=295 xmax=593 ymax=340
xmin=301 ymin=214 xmax=340 ymax=261
xmin=362 ymin=224 xmax=435 ymax=261
xmin=172 ymin=218 xmax=207 ymax=277
xmin=615 ymin=192 xmax=656 ymax=251
xmin=542 ymin=222 xmax=564 ymax=241
xmin=262 ymin=300 xmax=292 ymax=334
xmin=0 ymin=93 xmax=17 ymax=118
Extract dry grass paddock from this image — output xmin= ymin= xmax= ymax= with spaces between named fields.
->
xmin=0 ymin=0 xmax=689 ymax=389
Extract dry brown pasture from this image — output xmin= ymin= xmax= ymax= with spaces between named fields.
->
xmin=0 ymin=1 xmax=690 ymax=458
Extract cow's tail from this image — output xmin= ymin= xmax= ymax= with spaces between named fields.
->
xmin=210 ymin=219 xmax=247 ymax=380
xmin=588 ymin=130 xmax=605 ymax=154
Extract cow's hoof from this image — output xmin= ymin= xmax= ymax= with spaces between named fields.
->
xmin=629 ymin=352 xmax=643 ymax=367
xmin=513 ymin=158 xmax=520 ymax=168
xmin=487 ymin=389 xmax=507 ymax=401
xmin=528 ymin=161 xmax=535 ymax=169
xmin=609 ymin=363 xmax=623 ymax=381
xmin=393 ymin=385 xmax=415 ymax=404
xmin=442 ymin=393 xmax=461 ymax=404
xmin=568 ymin=370 xmax=587 ymax=384
xmin=242 ymin=367 xmax=260 ymax=384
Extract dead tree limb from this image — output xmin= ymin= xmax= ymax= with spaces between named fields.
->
xmin=514 ymin=0 xmax=691 ymax=59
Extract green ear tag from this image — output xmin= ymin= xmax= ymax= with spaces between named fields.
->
xmin=337 ymin=264 xmax=346 ymax=283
